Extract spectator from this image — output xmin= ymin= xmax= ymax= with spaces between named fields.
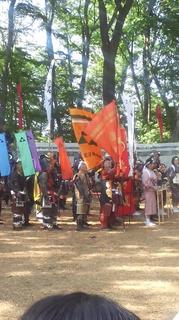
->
xmin=142 ymin=159 xmax=157 ymax=227
xmin=20 ymin=292 xmax=140 ymax=320
xmin=167 ymin=156 xmax=179 ymax=212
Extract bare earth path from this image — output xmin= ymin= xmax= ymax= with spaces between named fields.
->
xmin=0 ymin=207 xmax=179 ymax=320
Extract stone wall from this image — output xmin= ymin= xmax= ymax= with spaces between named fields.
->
xmin=36 ymin=142 xmax=179 ymax=166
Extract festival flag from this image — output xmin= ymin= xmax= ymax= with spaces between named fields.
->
xmin=0 ymin=133 xmax=10 ymax=176
xmin=123 ymin=96 xmax=135 ymax=176
xmin=54 ymin=137 xmax=73 ymax=180
xmin=69 ymin=108 xmax=102 ymax=170
xmin=44 ymin=59 xmax=55 ymax=130
xmin=26 ymin=130 xmax=41 ymax=172
xmin=119 ymin=127 xmax=130 ymax=177
xmin=16 ymin=82 xmax=24 ymax=129
xmin=15 ymin=131 xmax=35 ymax=176
xmin=84 ymin=101 xmax=122 ymax=162
xmin=156 ymin=104 xmax=163 ymax=141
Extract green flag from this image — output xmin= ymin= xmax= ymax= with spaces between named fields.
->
xmin=15 ymin=131 xmax=35 ymax=176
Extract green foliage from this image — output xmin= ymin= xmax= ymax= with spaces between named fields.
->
xmin=136 ymin=119 xmax=171 ymax=143
xmin=0 ymin=0 xmax=178 ymax=142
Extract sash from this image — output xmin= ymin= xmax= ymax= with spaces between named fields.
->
xmin=34 ymin=172 xmax=41 ymax=202
xmin=26 ymin=130 xmax=41 ymax=172
xmin=15 ymin=131 xmax=35 ymax=176
xmin=0 ymin=133 xmax=10 ymax=176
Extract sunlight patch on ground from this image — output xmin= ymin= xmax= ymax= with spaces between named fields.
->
xmin=152 ymin=252 xmax=179 ymax=258
xmin=106 ymin=265 xmax=179 ymax=272
xmin=6 ymin=271 xmax=32 ymax=277
xmin=0 ymin=302 xmax=20 ymax=319
xmin=160 ymin=236 xmax=179 ymax=241
xmin=112 ymin=280 xmax=177 ymax=293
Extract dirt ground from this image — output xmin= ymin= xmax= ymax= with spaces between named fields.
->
xmin=0 ymin=201 xmax=179 ymax=320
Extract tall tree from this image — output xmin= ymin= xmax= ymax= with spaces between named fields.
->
xmin=98 ymin=0 xmax=134 ymax=105
xmin=0 ymin=0 xmax=16 ymax=130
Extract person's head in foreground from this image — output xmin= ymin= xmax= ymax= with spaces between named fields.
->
xmin=20 ymin=292 xmax=140 ymax=320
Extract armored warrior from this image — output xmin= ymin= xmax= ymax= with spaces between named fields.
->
xmin=38 ymin=154 xmax=59 ymax=230
xmin=99 ymin=158 xmax=117 ymax=229
xmin=73 ymin=161 xmax=92 ymax=231
xmin=9 ymin=161 xmax=27 ymax=229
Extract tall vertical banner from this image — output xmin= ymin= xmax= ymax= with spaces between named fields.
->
xmin=15 ymin=131 xmax=35 ymax=176
xmin=26 ymin=130 xmax=41 ymax=172
xmin=54 ymin=137 xmax=73 ymax=180
xmin=123 ymin=96 xmax=135 ymax=176
xmin=0 ymin=133 xmax=10 ymax=176
xmin=69 ymin=108 xmax=102 ymax=170
xmin=16 ymin=82 xmax=24 ymax=129
xmin=44 ymin=59 xmax=55 ymax=131
xmin=156 ymin=104 xmax=163 ymax=141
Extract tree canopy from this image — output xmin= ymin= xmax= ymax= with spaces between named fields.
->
xmin=0 ymin=0 xmax=178 ymax=142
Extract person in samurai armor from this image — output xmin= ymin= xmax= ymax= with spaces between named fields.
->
xmin=73 ymin=161 xmax=92 ymax=231
xmin=9 ymin=160 xmax=28 ymax=229
xmin=98 ymin=157 xmax=117 ymax=229
xmin=38 ymin=154 xmax=59 ymax=230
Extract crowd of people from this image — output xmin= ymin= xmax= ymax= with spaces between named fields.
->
xmin=0 ymin=147 xmax=179 ymax=231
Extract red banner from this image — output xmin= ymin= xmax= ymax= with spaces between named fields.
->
xmin=54 ymin=137 xmax=73 ymax=180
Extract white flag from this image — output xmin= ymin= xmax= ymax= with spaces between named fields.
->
xmin=44 ymin=59 xmax=55 ymax=130
xmin=122 ymin=95 xmax=135 ymax=176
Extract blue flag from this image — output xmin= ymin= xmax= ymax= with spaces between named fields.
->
xmin=0 ymin=133 xmax=10 ymax=176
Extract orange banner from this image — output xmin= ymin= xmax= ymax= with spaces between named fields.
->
xmin=84 ymin=101 xmax=120 ymax=160
xmin=54 ymin=137 xmax=73 ymax=180
xmin=69 ymin=108 xmax=102 ymax=170
xmin=84 ymin=101 xmax=130 ymax=176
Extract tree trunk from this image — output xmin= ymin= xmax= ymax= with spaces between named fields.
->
xmin=98 ymin=0 xmax=134 ymax=105
xmin=142 ymin=0 xmax=156 ymax=123
xmin=103 ymin=53 xmax=116 ymax=105
xmin=78 ymin=0 xmax=91 ymax=107
xmin=45 ymin=0 xmax=55 ymax=138
xmin=117 ymin=63 xmax=128 ymax=106
xmin=172 ymin=109 xmax=179 ymax=142
xmin=127 ymin=41 xmax=144 ymax=113
xmin=0 ymin=0 xmax=16 ymax=130
xmin=65 ymin=27 xmax=74 ymax=107
xmin=142 ymin=37 xmax=151 ymax=123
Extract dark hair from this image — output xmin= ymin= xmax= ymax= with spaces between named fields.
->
xmin=145 ymin=158 xmax=155 ymax=167
xmin=172 ymin=156 xmax=179 ymax=165
xmin=20 ymin=292 xmax=141 ymax=320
